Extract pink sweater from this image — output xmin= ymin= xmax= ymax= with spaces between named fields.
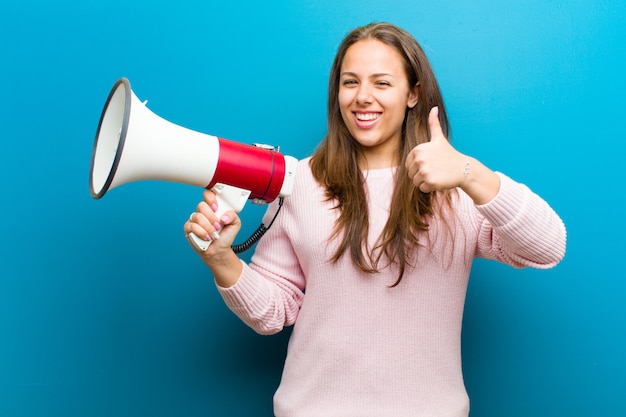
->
xmin=218 ymin=158 xmax=566 ymax=417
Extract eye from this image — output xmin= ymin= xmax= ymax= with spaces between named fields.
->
xmin=375 ymin=80 xmax=391 ymax=87
xmin=342 ymin=79 xmax=358 ymax=86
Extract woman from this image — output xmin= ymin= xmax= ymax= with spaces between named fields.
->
xmin=185 ymin=22 xmax=566 ymax=417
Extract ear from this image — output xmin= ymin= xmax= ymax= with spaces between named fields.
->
xmin=407 ymin=83 xmax=419 ymax=109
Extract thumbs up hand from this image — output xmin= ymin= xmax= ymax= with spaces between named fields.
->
xmin=405 ymin=106 xmax=469 ymax=193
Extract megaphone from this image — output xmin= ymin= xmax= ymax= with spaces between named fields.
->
xmin=90 ymin=77 xmax=298 ymax=251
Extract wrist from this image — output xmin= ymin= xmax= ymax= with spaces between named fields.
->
xmin=203 ymin=248 xmax=243 ymax=288
xmin=458 ymin=158 xmax=500 ymax=205
xmin=459 ymin=161 xmax=471 ymax=187
xmin=204 ymin=246 xmax=237 ymax=268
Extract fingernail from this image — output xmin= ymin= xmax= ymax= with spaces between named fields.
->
xmin=220 ymin=215 xmax=230 ymax=223
xmin=213 ymin=222 xmax=222 ymax=231
xmin=212 ymin=231 xmax=220 ymax=240
xmin=211 ymin=203 xmax=218 ymax=212
xmin=204 ymin=234 xmax=212 ymax=241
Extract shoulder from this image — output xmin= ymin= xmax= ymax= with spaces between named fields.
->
xmin=289 ymin=158 xmax=331 ymax=213
xmin=296 ymin=156 xmax=313 ymax=175
xmin=292 ymin=157 xmax=322 ymax=190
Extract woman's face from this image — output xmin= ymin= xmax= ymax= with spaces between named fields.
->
xmin=339 ymin=39 xmax=418 ymax=169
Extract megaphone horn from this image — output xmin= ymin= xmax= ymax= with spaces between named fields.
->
xmin=90 ymin=77 xmax=298 ymax=251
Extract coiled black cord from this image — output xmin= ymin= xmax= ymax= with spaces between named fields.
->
xmin=231 ymin=197 xmax=285 ymax=254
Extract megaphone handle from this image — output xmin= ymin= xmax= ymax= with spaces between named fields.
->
xmin=188 ymin=184 xmax=252 ymax=251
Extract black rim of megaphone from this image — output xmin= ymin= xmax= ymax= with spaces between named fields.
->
xmin=89 ymin=77 xmax=131 ymax=199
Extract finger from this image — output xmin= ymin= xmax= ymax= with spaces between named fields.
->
xmin=203 ymin=189 xmax=219 ymax=212
xmin=217 ymin=211 xmax=239 ymax=227
xmin=419 ymin=181 xmax=434 ymax=193
xmin=199 ymin=210 xmax=223 ymax=240
xmin=209 ymin=210 xmax=242 ymax=248
xmin=428 ymin=106 xmax=445 ymax=141
xmin=186 ymin=213 xmax=211 ymax=242
xmin=409 ymin=167 xmax=424 ymax=189
xmin=405 ymin=147 xmax=422 ymax=177
xmin=197 ymin=198 xmax=222 ymax=226
xmin=188 ymin=207 xmax=221 ymax=241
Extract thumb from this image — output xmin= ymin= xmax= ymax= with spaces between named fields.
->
xmin=428 ymin=106 xmax=445 ymax=141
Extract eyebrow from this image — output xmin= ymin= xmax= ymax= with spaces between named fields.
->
xmin=340 ymin=71 xmax=395 ymax=78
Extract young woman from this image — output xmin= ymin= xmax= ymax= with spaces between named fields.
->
xmin=185 ymin=22 xmax=566 ymax=417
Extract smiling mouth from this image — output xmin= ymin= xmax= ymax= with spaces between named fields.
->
xmin=355 ymin=112 xmax=381 ymax=121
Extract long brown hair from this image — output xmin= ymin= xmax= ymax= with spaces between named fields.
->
xmin=310 ymin=22 xmax=455 ymax=287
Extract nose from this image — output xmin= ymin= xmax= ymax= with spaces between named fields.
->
xmin=356 ymin=83 xmax=373 ymax=105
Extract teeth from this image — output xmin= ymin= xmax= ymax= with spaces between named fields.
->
xmin=356 ymin=113 xmax=380 ymax=121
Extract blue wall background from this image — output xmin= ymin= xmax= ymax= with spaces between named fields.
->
xmin=1 ymin=0 xmax=625 ymax=416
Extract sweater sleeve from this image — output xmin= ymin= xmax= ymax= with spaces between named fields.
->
xmin=215 ymin=200 xmax=306 ymax=335
xmin=473 ymin=173 xmax=567 ymax=269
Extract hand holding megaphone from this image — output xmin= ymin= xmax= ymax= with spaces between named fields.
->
xmin=186 ymin=183 xmax=250 ymax=251
xmin=185 ymin=186 xmax=244 ymax=253
xmin=90 ymin=78 xmax=297 ymax=252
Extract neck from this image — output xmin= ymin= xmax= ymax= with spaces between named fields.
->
xmin=358 ymin=153 xmax=399 ymax=170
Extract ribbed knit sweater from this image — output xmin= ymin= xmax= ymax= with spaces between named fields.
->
xmin=217 ymin=158 xmax=566 ymax=417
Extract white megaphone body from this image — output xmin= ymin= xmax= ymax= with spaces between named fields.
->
xmin=90 ymin=77 xmax=298 ymax=251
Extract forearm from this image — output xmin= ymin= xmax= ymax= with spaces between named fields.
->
xmin=474 ymin=173 xmax=567 ymax=267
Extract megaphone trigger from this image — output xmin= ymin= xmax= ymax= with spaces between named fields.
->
xmin=188 ymin=184 xmax=251 ymax=251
